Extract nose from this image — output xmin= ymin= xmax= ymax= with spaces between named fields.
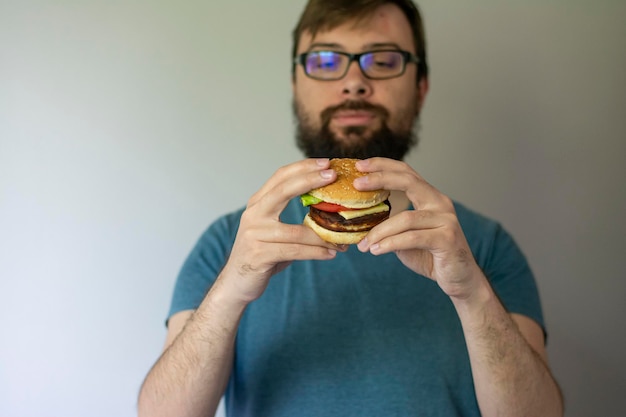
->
xmin=340 ymin=61 xmax=372 ymax=99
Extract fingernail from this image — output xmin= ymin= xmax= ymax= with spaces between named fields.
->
xmin=353 ymin=176 xmax=367 ymax=187
xmin=356 ymin=159 xmax=369 ymax=170
xmin=358 ymin=238 xmax=369 ymax=251
xmin=316 ymin=158 xmax=330 ymax=167
xmin=370 ymin=243 xmax=381 ymax=254
xmin=320 ymin=169 xmax=333 ymax=179
xmin=328 ymin=249 xmax=337 ymax=256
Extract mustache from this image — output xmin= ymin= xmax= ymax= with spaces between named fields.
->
xmin=320 ymin=100 xmax=390 ymax=125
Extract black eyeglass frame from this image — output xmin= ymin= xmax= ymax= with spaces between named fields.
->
xmin=294 ymin=49 xmax=421 ymax=81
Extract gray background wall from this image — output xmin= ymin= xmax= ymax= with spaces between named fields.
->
xmin=1 ymin=1 xmax=624 ymax=416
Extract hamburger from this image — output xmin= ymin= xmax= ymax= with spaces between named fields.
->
xmin=301 ymin=158 xmax=391 ymax=244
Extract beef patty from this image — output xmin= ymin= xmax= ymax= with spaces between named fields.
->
xmin=309 ymin=200 xmax=391 ymax=232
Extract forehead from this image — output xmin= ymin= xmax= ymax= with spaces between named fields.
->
xmin=297 ymin=3 xmax=415 ymax=53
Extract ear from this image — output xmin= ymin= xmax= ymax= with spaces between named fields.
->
xmin=416 ymin=77 xmax=429 ymax=114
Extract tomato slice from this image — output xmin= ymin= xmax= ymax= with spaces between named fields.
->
xmin=311 ymin=202 xmax=355 ymax=212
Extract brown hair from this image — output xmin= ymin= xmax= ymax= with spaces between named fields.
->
xmin=292 ymin=0 xmax=429 ymax=81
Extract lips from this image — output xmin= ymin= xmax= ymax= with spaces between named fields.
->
xmin=320 ymin=100 xmax=390 ymax=132
xmin=332 ymin=111 xmax=376 ymax=127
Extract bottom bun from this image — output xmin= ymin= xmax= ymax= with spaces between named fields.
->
xmin=303 ymin=213 xmax=369 ymax=245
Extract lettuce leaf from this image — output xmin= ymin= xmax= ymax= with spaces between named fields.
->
xmin=300 ymin=193 xmax=322 ymax=207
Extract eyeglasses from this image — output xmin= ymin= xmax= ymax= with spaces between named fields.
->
xmin=294 ymin=49 xmax=420 ymax=81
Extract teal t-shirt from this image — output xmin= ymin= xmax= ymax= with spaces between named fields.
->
xmin=168 ymin=199 xmax=544 ymax=417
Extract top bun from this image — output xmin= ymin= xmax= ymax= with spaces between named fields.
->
xmin=308 ymin=158 xmax=390 ymax=209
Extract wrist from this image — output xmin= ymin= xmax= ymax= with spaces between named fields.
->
xmin=202 ymin=272 xmax=252 ymax=319
xmin=217 ymin=262 xmax=267 ymax=305
xmin=449 ymin=268 xmax=494 ymax=314
xmin=179 ymin=277 xmax=249 ymax=349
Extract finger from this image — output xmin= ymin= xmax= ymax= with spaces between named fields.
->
xmin=248 ymin=159 xmax=331 ymax=207
xmin=248 ymin=158 xmax=331 ymax=207
xmin=354 ymin=160 xmax=451 ymax=211
xmin=288 ymin=230 xmax=351 ymax=251
xmin=233 ymin=224 xmax=342 ymax=267
xmin=354 ymin=157 xmax=427 ymax=193
xmin=269 ymin=242 xmax=341 ymax=262
xmin=235 ymin=243 xmax=339 ymax=273
xmin=360 ymin=228 xmax=443 ymax=256
xmin=242 ymin=220 xmax=344 ymax=253
xmin=253 ymin=166 xmax=338 ymax=218
xmin=256 ymin=225 xmax=344 ymax=261
xmin=299 ymin=229 xmax=349 ymax=252
xmin=356 ymin=157 xmax=426 ymax=181
xmin=357 ymin=210 xmax=445 ymax=252
xmin=263 ymin=223 xmax=342 ymax=249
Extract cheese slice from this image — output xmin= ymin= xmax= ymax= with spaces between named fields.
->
xmin=338 ymin=202 xmax=390 ymax=220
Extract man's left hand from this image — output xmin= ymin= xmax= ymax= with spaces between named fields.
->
xmin=355 ymin=157 xmax=484 ymax=299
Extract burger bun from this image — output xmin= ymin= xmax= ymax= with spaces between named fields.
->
xmin=304 ymin=213 xmax=369 ymax=245
xmin=308 ymin=158 xmax=389 ymax=209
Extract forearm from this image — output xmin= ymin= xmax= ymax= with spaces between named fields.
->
xmin=138 ymin=277 xmax=248 ymax=417
xmin=452 ymin=273 xmax=563 ymax=417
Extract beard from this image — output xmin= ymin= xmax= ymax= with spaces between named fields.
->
xmin=293 ymin=99 xmax=419 ymax=160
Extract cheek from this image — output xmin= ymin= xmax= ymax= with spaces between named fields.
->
xmin=381 ymin=86 xmax=419 ymax=128
xmin=390 ymin=77 xmax=418 ymax=104
xmin=294 ymin=94 xmax=319 ymax=128
xmin=295 ymin=83 xmax=329 ymax=121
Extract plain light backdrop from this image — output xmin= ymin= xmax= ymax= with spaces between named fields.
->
xmin=1 ymin=1 xmax=625 ymax=416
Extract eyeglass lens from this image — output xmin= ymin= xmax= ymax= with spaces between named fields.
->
xmin=304 ymin=51 xmax=405 ymax=79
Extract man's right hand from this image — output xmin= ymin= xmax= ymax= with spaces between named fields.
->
xmin=218 ymin=158 xmax=343 ymax=305
xmin=138 ymin=159 xmax=343 ymax=417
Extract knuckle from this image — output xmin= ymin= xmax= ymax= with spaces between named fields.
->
xmin=366 ymin=171 xmax=383 ymax=185
xmin=308 ymin=169 xmax=328 ymax=185
xmin=409 ymin=230 xmax=423 ymax=246
xmin=408 ymin=209 xmax=432 ymax=225
xmin=423 ymin=233 xmax=437 ymax=249
xmin=272 ymin=183 xmax=291 ymax=200
xmin=439 ymin=194 xmax=455 ymax=211
xmin=444 ymin=213 xmax=461 ymax=231
xmin=416 ymin=209 xmax=432 ymax=221
xmin=278 ymin=245 xmax=298 ymax=260
xmin=245 ymin=193 xmax=259 ymax=208
xmin=439 ymin=225 xmax=457 ymax=243
xmin=275 ymin=163 xmax=291 ymax=176
xmin=439 ymin=219 xmax=464 ymax=246
xmin=397 ymin=160 xmax=411 ymax=171
xmin=240 ymin=209 xmax=256 ymax=226
xmin=404 ymin=210 xmax=421 ymax=225
xmin=285 ymin=224 xmax=304 ymax=240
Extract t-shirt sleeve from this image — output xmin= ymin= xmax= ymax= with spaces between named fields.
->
xmin=166 ymin=214 xmax=238 ymax=325
xmin=482 ymin=224 xmax=546 ymax=335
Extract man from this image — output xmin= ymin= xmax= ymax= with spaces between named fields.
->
xmin=138 ymin=1 xmax=564 ymax=416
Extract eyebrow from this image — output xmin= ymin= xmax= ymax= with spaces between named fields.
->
xmin=307 ymin=42 xmax=345 ymax=51
xmin=362 ymin=42 xmax=403 ymax=50
xmin=306 ymin=42 xmax=404 ymax=52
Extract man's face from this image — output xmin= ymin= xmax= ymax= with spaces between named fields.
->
xmin=293 ymin=3 xmax=428 ymax=160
